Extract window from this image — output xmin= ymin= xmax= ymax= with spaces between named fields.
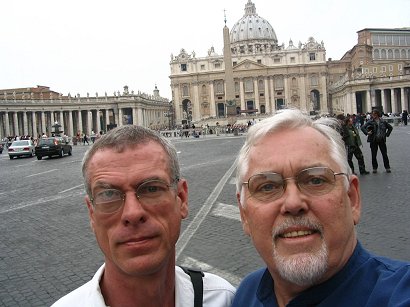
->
xmin=310 ymin=75 xmax=318 ymax=86
xmin=275 ymin=77 xmax=284 ymax=89
xmin=381 ymin=66 xmax=386 ymax=72
xmin=233 ymin=61 xmax=237 ymax=66
xmin=381 ymin=49 xmax=387 ymax=59
xmin=201 ymin=85 xmax=207 ymax=95
xmin=290 ymin=57 xmax=295 ymax=63
xmin=245 ymin=79 xmax=253 ymax=92
xmin=200 ymin=64 xmax=205 ymax=70
xmin=215 ymin=63 xmax=221 ymax=69
xmin=291 ymin=77 xmax=297 ymax=87
xmin=374 ymin=49 xmax=380 ymax=59
xmin=182 ymin=85 xmax=189 ymax=97
xmin=388 ymin=49 xmax=393 ymax=59
xmin=398 ymin=64 xmax=403 ymax=70
xmin=234 ymin=82 xmax=239 ymax=93
xmin=258 ymin=80 xmax=264 ymax=92
xmin=216 ymin=81 xmax=224 ymax=94
xmin=389 ymin=65 xmax=393 ymax=72
xmin=395 ymin=49 xmax=400 ymax=59
xmin=373 ymin=67 xmax=378 ymax=73
xmin=181 ymin=64 xmax=187 ymax=71
xmin=309 ymin=53 xmax=316 ymax=61
xmin=257 ymin=59 xmax=262 ymax=64
xmin=274 ymin=58 xmax=281 ymax=63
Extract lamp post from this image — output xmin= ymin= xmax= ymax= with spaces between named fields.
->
xmin=164 ymin=103 xmax=175 ymax=130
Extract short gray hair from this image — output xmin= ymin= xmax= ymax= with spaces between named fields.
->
xmin=235 ymin=109 xmax=350 ymax=194
xmin=82 ymin=125 xmax=180 ymax=197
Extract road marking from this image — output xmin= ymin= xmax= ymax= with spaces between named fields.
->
xmin=176 ymin=160 xmax=237 ymax=260
xmin=59 ymin=184 xmax=84 ymax=194
xmin=179 ymin=256 xmax=242 ymax=287
xmin=26 ymin=169 xmax=58 ymax=178
xmin=0 ymin=190 xmax=85 ymax=214
xmin=180 ymin=157 xmax=232 ymax=171
xmin=212 ymin=202 xmax=241 ymax=221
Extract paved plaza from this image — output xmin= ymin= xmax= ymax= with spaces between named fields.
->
xmin=0 ymin=124 xmax=409 ymax=306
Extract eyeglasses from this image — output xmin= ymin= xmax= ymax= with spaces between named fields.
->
xmin=90 ymin=179 xmax=179 ymax=214
xmin=243 ymin=167 xmax=348 ymax=203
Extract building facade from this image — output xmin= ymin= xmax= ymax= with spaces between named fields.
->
xmin=170 ymin=1 xmax=410 ymax=124
xmin=170 ymin=0 xmax=328 ymax=125
xmin=328 ymin=28 xmax=410 ymax=115
xmin=0 ymin=85 xmax=171 ymax=139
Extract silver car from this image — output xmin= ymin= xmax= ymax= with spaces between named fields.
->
xmin=8 ymin=140 xmax=35 ymax=159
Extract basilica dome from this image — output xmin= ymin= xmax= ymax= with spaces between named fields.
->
xmin=230 ymin=0 xmax=278 ymax=45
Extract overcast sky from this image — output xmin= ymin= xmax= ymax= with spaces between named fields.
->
xmin=1 ymin=0 xmax=409 ymax=99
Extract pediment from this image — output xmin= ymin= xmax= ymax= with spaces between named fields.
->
xmin=234 ymin=60 xmax=265 ymax=71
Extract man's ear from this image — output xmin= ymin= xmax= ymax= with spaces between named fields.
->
xmin=177 ymin=179 xmax=189 ymax=219
xmin=237 ymin=192 xmax=251 ymax=236
xmin=347 ymin=176 xmax=361 ymax=226
xmin=85 ymin=195 xmax=96 ymax=233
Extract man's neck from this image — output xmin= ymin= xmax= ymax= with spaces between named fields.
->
xmin=100 ymin=262 xmax=176 ymax=307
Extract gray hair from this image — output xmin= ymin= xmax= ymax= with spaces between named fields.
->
xmin=82 ymin=125 xmax=180 ymax=197
xmin=235 ymin=109 xmax=350 ymax=194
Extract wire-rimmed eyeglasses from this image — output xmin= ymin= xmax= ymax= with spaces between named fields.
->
xmin=90 ymin=178 xmax=179 ymax=214
xmin=242 ymin=167 xmax=348 ymax=203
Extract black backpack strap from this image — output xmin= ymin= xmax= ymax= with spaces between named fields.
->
xmin=179 ymin=266 xmax=204 ymax=307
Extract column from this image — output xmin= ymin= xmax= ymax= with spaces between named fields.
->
xmin=264 ymin=77 xmax=270 ymax=114
xmin=68 ymin=111 xmax=74 ymax=136
xmin=23 ymin=112 xmax=28 ymax=136
xmin=41 ymin=112 xmax=46 ymax=136
xmin=105 ymin=109 xmax=110 ymax=130
xmin=366 ymin=90 xmax=372 ymax=114
xmin=391 ymin=89 xmax=397 ymax=114
xmin=253 ymin=78 xmax=260 ymax=111
xmin=96 ymin=110 xmax=101 ymax=133
xmin=381 ymin=89 xmax=387 ymax=113
xmin=132 ymin=107 xmax=138 ymax=125
xmin=118 ymin=108 xmax=123 ymax=127
xmin=193 ymin=82 xmax=200 ymax=121
xmin=401 ymin=87 xmax=406 ymax=112
xmin=87 ymin=111 xmax=92 ymax=135
xmin=351 ymin=92 xmax=357 ymax=115
xmin=13 ymin=112 xmax=18 ymax=136
xmin=78 ymin=110 xmax=83 ymax=134
xmin=299 ymin=75 xmax=307 ymax=111
xmin=209 ymin=82 xmax=216 ymax=117
xmin=5 ymin=112 xmax=10 ymax=137
xmin=59 ymin=111 xmax=64 ymax=135
xmin=50 ymin=111 xmax=55 ymax=127
xmin=32 ymin=112 xmax=38 ymax=138
xmin=137 ymin=108 xmax=143 ymax=127
xmin=269 ymin=77 xmax=275 ymax=113
xmin=239 ymin=78 xmax=245 ymax=111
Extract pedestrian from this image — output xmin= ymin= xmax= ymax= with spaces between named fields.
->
xmin=402 ymin=110 xmax=408 ymax=126
xmin=343 ymin=117 xmax=370 ymax=175
xmin=361 ymin=109 xmax=393 ymax=173
xmin=51 ymin=125 xmax=235 ymax=307
xmin=83 ymin=133 xmax=90 ymax=145
xmin=232 ymin=109 xmax=410 ymax=307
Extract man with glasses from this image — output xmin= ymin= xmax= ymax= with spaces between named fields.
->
xmin=52 ymin=125 xmax=235 ymax=306
xmin=232 ymin=109 xmax=410 ymax=306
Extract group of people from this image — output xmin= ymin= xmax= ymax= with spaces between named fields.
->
xmin=52 ymin=109 xmax=409 ymax=307
xmin=339 ymin=109 xmax=393 ymax=175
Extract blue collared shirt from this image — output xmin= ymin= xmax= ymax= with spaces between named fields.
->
xmin=232 ymin=242 xmax=410 ymax=306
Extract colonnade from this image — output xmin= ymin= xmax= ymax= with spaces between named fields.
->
xmin=332 ymin=85 xmax=410 ymax=115
xmin=0 ymin=98 xmax=171 ymax=139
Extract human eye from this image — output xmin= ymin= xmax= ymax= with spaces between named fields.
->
xmin=250 ymin=174 xmax=283 ymax=199
xmin=95 ymin=189 xmax=122 ymax=203
xmin=138 ymin=180 xmax=168 ymax=198
xmin=299 ymin=169 xmax=333 ymax=190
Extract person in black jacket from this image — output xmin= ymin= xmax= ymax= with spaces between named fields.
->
xmin=361 ymin=109 xmax=393 ymax=173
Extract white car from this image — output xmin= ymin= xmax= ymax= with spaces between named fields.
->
xmin=8 ymin=140 xmax=35 ymax=159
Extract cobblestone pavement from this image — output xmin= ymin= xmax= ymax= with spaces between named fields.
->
xmin=0 ymin=124 xmax=409 ymax=306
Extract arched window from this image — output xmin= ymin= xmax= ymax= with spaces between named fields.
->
xmin=234 ymin=82 xmax=240 ymax=93
xmin=201 ymin=85 xmax=207 ymax=95
xmin=374 ymin=49 xmax=380 ymax=59
xmin=388 ymin=49 xmax=393 ymax=59
xmin=275 ymin=76 xmax=284 ymax=89
xmin=394 ymin=49 xmax=400 ymax=59
xmin=310 ymin=75 xmax=318 ymax=86
xmin=291 ymin=77 xmax=297 ymax=87
xmin=401 ymin=49 xmax=407 ymax=59
xmin=216 ymin=81 xmax=224 ymax=94
xmin=381 ymin=49 xmax=387 ymax=59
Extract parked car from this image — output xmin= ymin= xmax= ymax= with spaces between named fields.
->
xmin=8 ymin=140 xmax=35 ymax=159
xmin=0 ymin=142 xmax=3 ymax=154
xmin=35 ymin=137 xmax=72 ymax=160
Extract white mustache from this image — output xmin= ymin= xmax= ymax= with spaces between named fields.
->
xmin=272 ymin=217 xmax=324 ymax=239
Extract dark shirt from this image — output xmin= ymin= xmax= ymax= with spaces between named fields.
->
xmin=232 ymin=242 xmax=410 ymax=306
